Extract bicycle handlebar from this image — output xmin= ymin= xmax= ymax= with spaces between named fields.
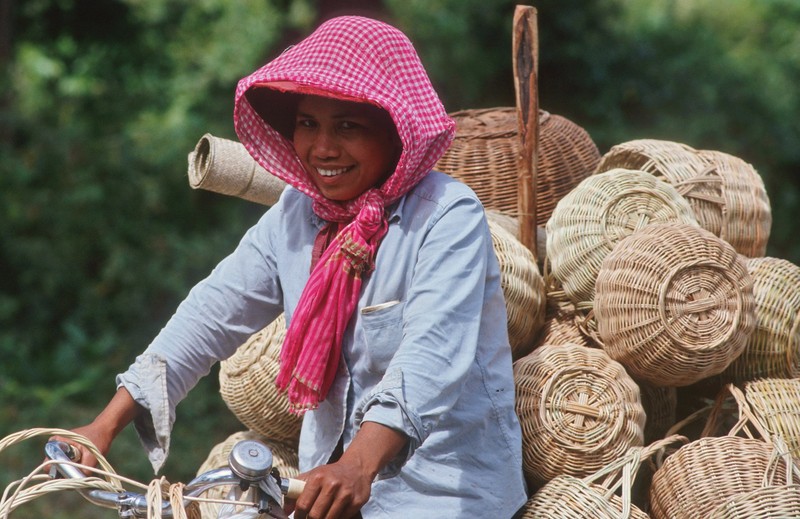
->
xmin=45 ymin=439 xmax=305 ymax=519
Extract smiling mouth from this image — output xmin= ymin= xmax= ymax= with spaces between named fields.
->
xmin=316 ymin=167 xmax=351 ymax=177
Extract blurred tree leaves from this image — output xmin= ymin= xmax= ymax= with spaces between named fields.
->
xmin=1 ymin=0 xmax=798 ymax=412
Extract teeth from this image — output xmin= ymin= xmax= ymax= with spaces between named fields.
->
xmin=317 ymin=167 xmax=349 ymax=177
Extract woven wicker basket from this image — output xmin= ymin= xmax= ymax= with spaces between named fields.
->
xmin=594 ymin=222 xmax=756 ymax=386
xmin=546 ymin=168 xmax=698 ymax=306
xmin=532 ymin=270 xmax=594 ymax=350
xmin=520 ymin=435 xmax=687 ymax=519
xmin=219 ymin=315 xmax=302 ymax=444
xmin=488 ymin=218 xmax=546 ymax=360
xmin=513 ymin=343 xmax=645 ymax=487
xmin=650 ymin=384 xmax=798 ymax=519
xmin=435 ymin=107 xmax=600 ymax=223
xmin=707 ymin=483 xmax=800 ymax=519
xmin=595 ymin=139 xmax=772 ymax=257
xmin=196 ymin=430 xmax=299 ymax=519
xmin=744 ymin=378 xmax=800 ymax=458
xmin=720 ymin=256 xmax=800 ymax=382
xmin=696 ymin=149 xmax=772 ymax=257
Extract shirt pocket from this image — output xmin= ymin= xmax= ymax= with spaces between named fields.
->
xmin=359 ymin=300 xmax=404 ymax=374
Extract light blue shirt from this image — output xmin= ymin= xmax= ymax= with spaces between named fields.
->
xmin=118 ymin=171 xmax=527 ymax=518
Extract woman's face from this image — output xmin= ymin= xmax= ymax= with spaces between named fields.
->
xmin=293 ymin=95 xmax=400 ymax=202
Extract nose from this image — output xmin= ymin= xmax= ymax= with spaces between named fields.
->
xmin=311 ymin=128 xmax=340 ymax=159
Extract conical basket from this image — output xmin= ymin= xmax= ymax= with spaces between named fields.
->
xmin=435 ymin=107 xmax=600 ymax=223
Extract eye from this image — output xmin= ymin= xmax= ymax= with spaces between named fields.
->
xmin=295 ymin=117 xmax=317 ymax=129
xmin=338 ymin=120 xmax=363 ymax=131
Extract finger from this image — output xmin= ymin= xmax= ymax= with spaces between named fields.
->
xmin=293 ymin=481 xmax=322 ymax=519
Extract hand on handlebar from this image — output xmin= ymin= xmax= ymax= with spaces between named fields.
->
xmin=48 ymin=422 xmax=114 ymax=475
xmin=291 ymin=458 xmax=372 ymax=519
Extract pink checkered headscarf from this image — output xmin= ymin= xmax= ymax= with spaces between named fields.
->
xmin=233 ymin=16 xmax=455 ymax=413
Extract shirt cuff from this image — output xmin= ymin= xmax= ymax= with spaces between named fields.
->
xmin=115 ymin=353 xmax=174 ymax=474
xmin=353 ymin=368 xmax=426 ymax=478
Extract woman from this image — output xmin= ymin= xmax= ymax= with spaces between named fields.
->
xmin=62 ymin=16 xmax=527 ymax=518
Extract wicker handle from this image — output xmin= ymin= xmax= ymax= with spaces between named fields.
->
xmin=585 ymin=434 xmax=688 ymax=516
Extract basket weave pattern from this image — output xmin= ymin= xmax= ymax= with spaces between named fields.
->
xmin=514 ymin=343 xmax=645 ymax=487
xmin=595 ymin=223 xmax=756 ymax=386
xmin=435 ymin=107 xmax=600 ymax=222
xmin=744 ymin=378 xmax=800 ymax=458
xmin=488 ymin=219 xmax=546 ymax=359
xmin=595 ymin=139 xmax=772 ymax=257
xmin=546 ymin=168 xmax=698 ymax=305
xmin=219 ymin=315 xmax=301 ymax=444
xmin=721 ymin=256 xmax=800 ymax=382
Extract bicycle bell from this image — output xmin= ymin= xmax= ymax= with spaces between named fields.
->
xmin=228 ymin=440 xmax=274 ymax=483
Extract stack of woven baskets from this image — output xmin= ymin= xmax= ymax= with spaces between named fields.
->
xmin=193 ymin=112 xmax=800 ymax=518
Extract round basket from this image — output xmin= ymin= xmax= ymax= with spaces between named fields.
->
xmin=488 ymin=218 xmax=546 ymax=360
xmin=513 ymin=343 xmax=645 ymax=487
xmin=696 ymin=149 xmax=772 ymax=257
xmin=532 ymin=275 xmax=593 ymax=350
xmin=648 ymin=435 xmax=792 ymax=519
xmin=219 ymin=315 xmax=302 ymax=444
xmin=595 ymin=222 xmax=756 ymax=386
xmin=744 ymin=378 xmax=800 ymax=458
xmin=545 ymin=168 xmax=698 ymax=306
xmin=196 ymin=430 xmax=299 ymax=519
xmin=720 ymin=256 xmax=800 ymax=382
xmin=595 ymin=139 xmax=772 ymax=258
xmin=435 ymin=107 xmax=600 ymax=223
xmin=521 ymin=435 xmax=686 ymax=519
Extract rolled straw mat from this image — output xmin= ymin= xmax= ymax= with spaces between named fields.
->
xmin=188 ymin=133 xmax=287 ymax=206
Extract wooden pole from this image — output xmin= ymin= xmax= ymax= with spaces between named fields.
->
xmin=512 ymin=5 xmax=539 ymax=259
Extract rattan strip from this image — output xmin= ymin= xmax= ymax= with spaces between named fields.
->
xmin=721 ymin=256 xmax=800 ymax=382
xmin=219 ymin=315 xmax=302 ymax=444
xmin=196 ymin=430 xmax=299 ymax=519
xmin=513 ymin=343 xmax=645 ymax=487
xmin=545 ymin=168 xmax=699 ymax=306
xmin=595 ymin=222 xmax=756 ymax=386
xmin=488 ymin=218 xmax=546 ymax=360
xmin=435 ymin=107 xmax=599 ymax=222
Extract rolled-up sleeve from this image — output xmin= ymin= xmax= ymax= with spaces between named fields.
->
xmin=116 ymin=202 xmax=286 ymax=472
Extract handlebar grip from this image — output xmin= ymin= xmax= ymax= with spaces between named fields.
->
xmin=283 ymin=478 xmax=305 ymax=500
